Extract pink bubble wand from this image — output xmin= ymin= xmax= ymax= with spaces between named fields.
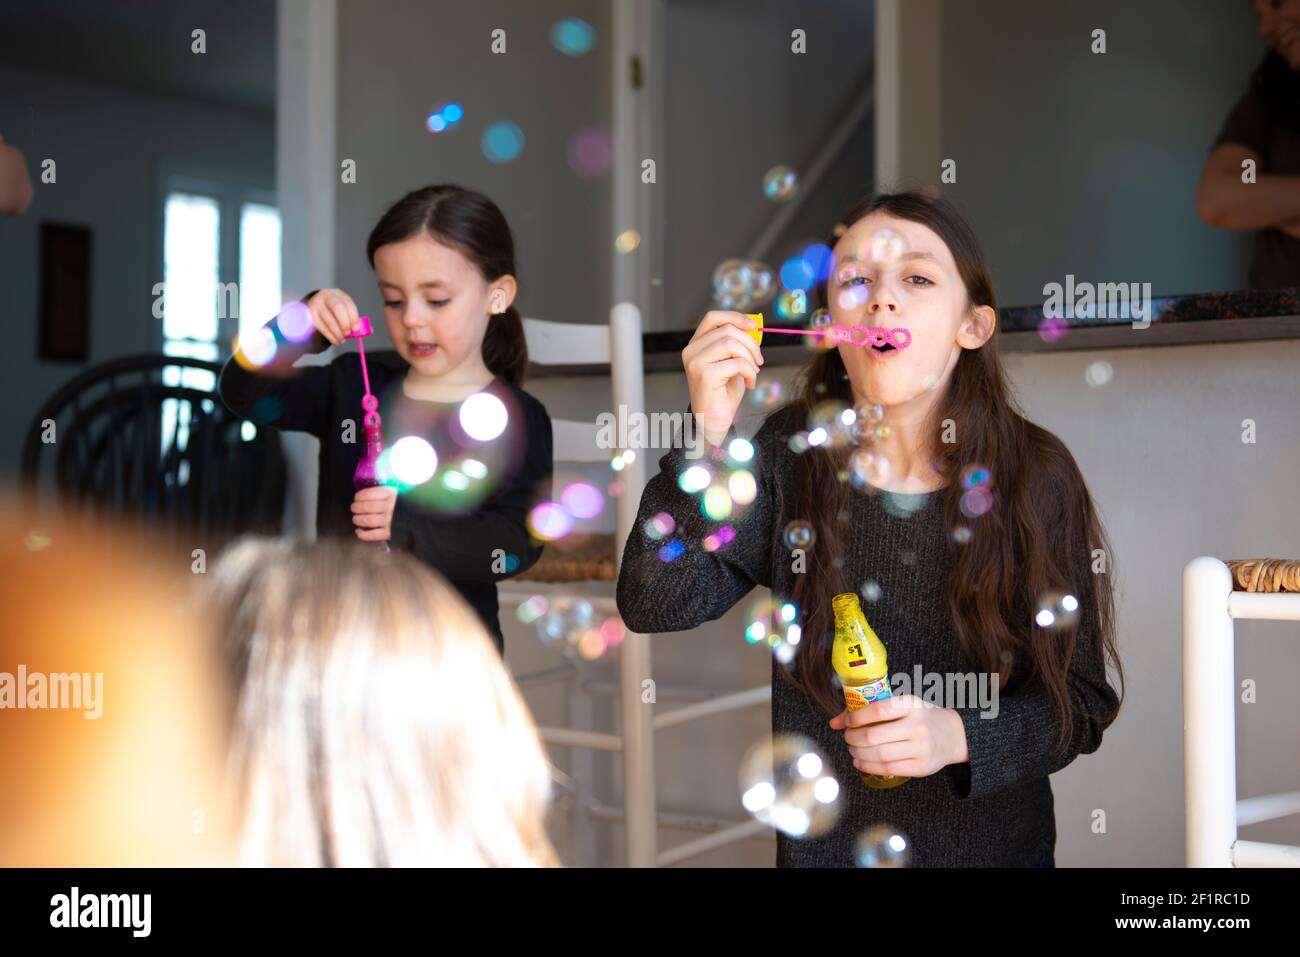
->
xmin=755 ymin=324 xmax=912 ymax=349
xmin=348 ymin=315 xmax=391 ymax=552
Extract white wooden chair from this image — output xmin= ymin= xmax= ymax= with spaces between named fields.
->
xmin=500 ymin=304 xmax=657 ymax=866
xmin=1183 ymin=556 xmax=1300 ymax=866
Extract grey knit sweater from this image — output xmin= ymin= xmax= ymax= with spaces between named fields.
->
xmin=615 ymin=403 xmax=1120 ymax=867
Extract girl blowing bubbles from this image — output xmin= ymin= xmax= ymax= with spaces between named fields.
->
xmin=220 ymin=185 xmax=554 ymax=653
xmin=616 ymin=192 xmax=1125 ymax=867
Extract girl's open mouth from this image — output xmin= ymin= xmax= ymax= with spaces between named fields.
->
xmin=410 ymin=343 xmax=437 ymax=357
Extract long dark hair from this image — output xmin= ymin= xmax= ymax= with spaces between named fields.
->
xmin=366 ymin=184 xmax=528 ymax=386
xmin=784 ymin=191 xmax=1124 ymax=759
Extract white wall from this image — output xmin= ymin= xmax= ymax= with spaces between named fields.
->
xmin=0 ymin=64 xmax=274 ymax=474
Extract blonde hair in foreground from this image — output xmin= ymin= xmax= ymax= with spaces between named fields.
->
xmin=207 ymin=537 xmax=558 ymax=867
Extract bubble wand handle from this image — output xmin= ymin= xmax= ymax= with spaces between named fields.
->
xmin=347 ymin=315 xmax=390 ymax=553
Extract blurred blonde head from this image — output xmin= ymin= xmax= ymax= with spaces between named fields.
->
xmin=207 ymin=536 xmax=557 ymax=867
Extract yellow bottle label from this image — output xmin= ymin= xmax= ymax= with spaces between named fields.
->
xmin=843 ymin=676 xmax=892 ymax=711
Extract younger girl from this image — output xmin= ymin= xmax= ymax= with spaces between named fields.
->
xmin=616 ymin=192 xmax=1125 ymax=867
xmin=220 ymin=185 xmax=554 ymax=652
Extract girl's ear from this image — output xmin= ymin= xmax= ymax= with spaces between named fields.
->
xmin=957 ymin=304 xmax=996 ymax=349
xmin=490 ymin=275 xmax=518 ymax=315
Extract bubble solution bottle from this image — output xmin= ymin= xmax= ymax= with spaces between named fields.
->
xmin=831 ymin=591 xmax=907 ymax=789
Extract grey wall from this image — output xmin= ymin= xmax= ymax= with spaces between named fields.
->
xmin=332 ymin=0 xmax=613 ymax=340
xmin=938 ymin=0 xmax=1260 ymax=306
xmin=0 ymin=64 xmax=274 ymax=475
xmin=661 ymin=0 xmax=875 ymax=330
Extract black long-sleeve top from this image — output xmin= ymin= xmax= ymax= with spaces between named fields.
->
xmin=218 ymin=322 xmax=553 ymax=652
xmin=616 ymin=403 xmax=1120 ymax=866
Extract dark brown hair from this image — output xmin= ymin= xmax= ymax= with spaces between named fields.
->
xmin=366 ymin=184 xmax=528 ymax=386
xmin=784 ymin=191 xmax=1124 ymax=759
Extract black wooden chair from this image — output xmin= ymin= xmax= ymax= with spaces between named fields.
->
xmin=20 ymin=354 xmax=286 ymax=546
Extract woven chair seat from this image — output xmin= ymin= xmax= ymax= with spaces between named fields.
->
xmin=517 ymin=533 xmax=618 ymax=582
xmin=1225 ymin=559 xmax=1300 ymax=593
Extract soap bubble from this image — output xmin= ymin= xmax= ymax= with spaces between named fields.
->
xmin=854 ymin=824 xmax=911 ymax=867
xmin=869 ymin=227 xmax=906 ymax=268
xmin=762 ymin=165 xmax=798 ymax=201
xmin=643 ymin=511 xmax=675 ymax=540
xmin=749 ymin=380 xmax=783 ymax=408
xmin=459 ymin=392 xmax=508 ymax=441
xmin=615 ymin=229 xmax=640 ymax=253
xmin=235 ymin=326 xmax=278 ymax=368
xmin=560 ymin=481 xmax=604 ymax=520
xmin=550 ymin=16 xmax=596 ymax=56
xmin=775 ymin=290 xmax=808 ymax=321
xmin=860 ymin=580 xmax=882 ymax=603
xmin=678 ymin=464 xmax=711 ymax=494
xmin=960 ymin=486 xmax=994 ymax=518
xmin=701 ymin=485 xmax=733 ymax=521
xmin=482 ymin=121 xmax=525 ymax=164
xmin=1034 ymin=591 xmax=1081 ymax=630
xmin=388 ymin=436 xmax=438 ymax=486
xmin=961 ymin=463 xmax=990 ymax=490
xmin=276 ymin=301 xmax=314 ymax=343
xmin=780 ymin=256 xmax=815 ymax=293
xmin=728 ymin=469 xmax=757 ymax=506
xmin=740 ymin=734 xmax=841 ymax=837
xmin=849 ymin=448 xmax=891 ymax=492
xmin=528 ymin=501 xmax=572 ymax=540
xmin=1037 ymin=314 xmax=1068 ymax=343
xmin=836 ymin=283 xmax=871 ymax=312
xmin=951 ymin=525 xmax=972 ymax=544
xmin=783 ymin=520 xmax=813 ymax=550
xmin=713 ymin=259 xmax=776 ymax=311
xmin=535 ymin=595 xmax=596 ymax=657
xmin=743 ymin=596 xmax=802 ymax=664
xmin=1085 ymin=360 xmax=1113 ymax=388
xmin=568 ymin=127 xmax=612 ymax=176
xmin=801 ymin=243 xmax=835 ymax=283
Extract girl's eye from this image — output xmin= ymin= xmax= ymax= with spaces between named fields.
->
xmin=383 ymin=300 xmax=403 ymax=308
xmin=839 ymin=275 xmax=869 ymax=287
xmin=905 ymin=276 xmax=934 ymax=287
xmin=427 ymin=299 xmax=450 ymax=308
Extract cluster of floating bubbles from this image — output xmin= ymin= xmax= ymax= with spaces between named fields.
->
xmin=1034 ymin=590 xmax=1080 ymax=630
xmin=671 ymin=437 xmax=758 ymax=526
xmin=740 ymin=734 xmax=841 ymax=838
xmin=713 ymin=259 xmax=776 ymax=311
xmin=959 ymin=463 xmax=994 ymax=518
xmin=744 ymin=596 xmax=802 ymax=664
xmin=527 ymin=480 xmax=606 ymax=542
xmin=762 ymin=165 xmax=798 ymax=201
xmin=518 ymin=594 xmax=625 ymax=660
xmin=854 ymin=824 xmax=911 ymax=867
xmin=425 ymin=101 xmax=464 ymax=134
